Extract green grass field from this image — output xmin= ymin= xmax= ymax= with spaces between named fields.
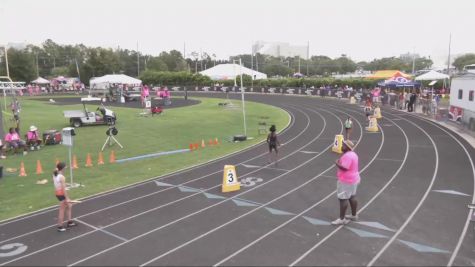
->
xmin=0 ymin=96 xmax=289 ymax=221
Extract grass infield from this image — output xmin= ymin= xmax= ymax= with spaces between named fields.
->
xmin=0 ymin=96 xmax=289 ymax=221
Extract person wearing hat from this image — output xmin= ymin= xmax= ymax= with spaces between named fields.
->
xmin=267 ymin=125 xmax=281 ymax=164
xmin=332 ymin=140 xmax=360 ymax=225
xmin=26 ymin=125 xmax=42 ymax=150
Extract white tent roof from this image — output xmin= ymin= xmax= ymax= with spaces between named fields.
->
xmin=415 ymin=70 xmax=449 ymax=81
xmin=200 ymin=64 xmax=267 ymax=80
xmin=31 ymin=77 xmax=50 ymax=84
xmin=90 ymin=74 xmax=142 ymax=85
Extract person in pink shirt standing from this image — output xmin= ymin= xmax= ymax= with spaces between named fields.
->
xmin=332 ymin=140 xmax=360 ymax=225
xmin=141 ymin=84 xmax=150 ymax=106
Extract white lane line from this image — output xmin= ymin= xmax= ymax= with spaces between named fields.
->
xmin=213 ymin=191 xmax=333 ymax=266
xmin=241 ymin=164 xmax=260 ymax=168
xmin=67 ymin=105 xmax=341 ymax=266
xmin=75 ymin=219 xmax=128 ymax=242
xmin=0 ymin=105 xmax=296 ymax=228
xmin=366 ymin=113 xmax=440 ymax=267
xmin=140 ymin=165 xmax=338 ymax=267
xmin=300 ymin=151 xmax=320 ymax=154
xmin=288 ymin=104 xmax=391 ymax=266
xmin=241 ymin=164 xmax=289 ymax=172
xmin=0 ymin=106 xmax=304 ymax=265
xmin=0 ymin=107 xmax=303 ymax=246
xmin=138 ymin=104 xmax=364 ymax=266
xmin=0 ymin=105 xmax=326 ymax=266
xmin=396 ymin=111 xmax=475 ymax=267
xmin=215 ymin=107 xmax=391 ymax=267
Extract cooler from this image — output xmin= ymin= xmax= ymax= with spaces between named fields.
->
xmin=43 ymin=130 xmax=62 ymax=145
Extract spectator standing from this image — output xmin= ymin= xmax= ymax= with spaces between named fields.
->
xmin=332 ymin=140 xmax=360 ymax=225
xmin=404 ymin=91 xmax=410 ymax=110
xmin=344 ymin=117 xmax=353 ymax=140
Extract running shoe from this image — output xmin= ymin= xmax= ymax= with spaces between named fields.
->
xmin=331 ymin=218 xmax=350 ymax=225
xmin=345 ymin=214 xmax=359 ymax=221
xmin=57 ymin=226 xmax=66 ymax=232
xmin=67 ymin=220 xmax=77 ymax=227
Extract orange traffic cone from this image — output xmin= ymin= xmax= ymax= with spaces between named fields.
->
xmin=189 ymin=143 xmax=194 ymax=151
xmin=208 ymin=139 xmax=214 ymax=146
xmin=214 ymin=138 xmax=219 ymax=145
xmin=98 ymin=152 xmax=105 ymax=165
xmin=109 ymin=150 xmax=116 ymax=163
xmin=194 ymin=143 xmax=199 ymax=150
xmin=201 ymin=139 xmax=206 ymax=148
xmin=36 ymin=160 xmax=44 ymax=175
xmin=72 ymin=155 xmax=79 ymax=169
xmin=85 ymin=153 xmax=93 ymax=167
xmin=19 ymin=161 xmax=27 ymax=177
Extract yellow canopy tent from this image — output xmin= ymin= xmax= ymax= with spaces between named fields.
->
xmin=367 ymin=70 xmax=412 ymax=79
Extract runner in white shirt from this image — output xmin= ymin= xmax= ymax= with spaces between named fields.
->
xmin=53 ymin=162 xmax=77 ymax=232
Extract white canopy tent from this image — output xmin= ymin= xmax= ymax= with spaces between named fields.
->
xmin=90 ymin=74 xmax=142 ymax=87
xmin=200 ymin=63 xmax=267 ymax=81
xmin=31 ymin=77 xmax=50 ymax=84
xmin=415 ymin=70 xmax=449 ymax=81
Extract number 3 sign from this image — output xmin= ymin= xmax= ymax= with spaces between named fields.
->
xmin=222 ymin=165 xmax=240 ymax=193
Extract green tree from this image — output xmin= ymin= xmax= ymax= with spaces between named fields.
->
xmin=159 ymin=50 xmax=187 ymax=71
xmin=262 ymin=63 xmax=293 ymax=77
xmin=414 ymin=57 xmax=433 ymax=71
xmin=4 ymin=48 xmax=36 ymax=82
xmin=51 ymin=66 xmax=69 ymax=76
xmin=333 ymin=56 xmax=357 ymax=74
xmin=147 ymin=57 xmax=168 ymax=71
xmin=452 ymin=53 xmax=475 ymax=70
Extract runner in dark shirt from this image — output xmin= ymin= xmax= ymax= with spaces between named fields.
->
xmin=267 ymin=125 xmax=281 ymax=164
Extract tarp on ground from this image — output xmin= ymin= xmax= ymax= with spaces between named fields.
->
xmin=31 ymin=77 xmax=50 ymax=84
xmin=90 ymin=74 xmax=142 ymax=86
xmin=414 ymin=70 xmax=449 ymax=80
xmin=200 ymin=63 xmax=267 ymax=80
xmin=367 ymin=70 xmax=412 ymax=79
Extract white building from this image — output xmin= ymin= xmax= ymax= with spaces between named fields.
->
xmin=253 ymin=41 xmax=308 ymax=59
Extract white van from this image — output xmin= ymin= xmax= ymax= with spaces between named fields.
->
xmin=463 ymin=64 xmax=475 ymax=74
xmin=449 ymin=73 xmax=475 ymax=131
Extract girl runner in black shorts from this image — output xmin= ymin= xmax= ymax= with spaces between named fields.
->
xmin=267 ymin=125 xmax=280 ymax=164
xmin=53 ymin=162 xmax=77 ymax=232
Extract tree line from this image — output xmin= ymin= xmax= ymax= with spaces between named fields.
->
xmin=1 ymin=39 xmax=474 ymax=85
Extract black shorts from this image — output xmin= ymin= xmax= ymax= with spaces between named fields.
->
xmin=269 ymin=143 xmax=278 ymax=152
xmin=56 ymin=195 xmax=66 ymax=201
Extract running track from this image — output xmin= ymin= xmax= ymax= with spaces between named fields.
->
xmin=0 ymin=93 xmax=474 ymax=266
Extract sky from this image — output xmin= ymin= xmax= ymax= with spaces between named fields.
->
xmin=1 ymin=0 xmax=474 ymax=67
